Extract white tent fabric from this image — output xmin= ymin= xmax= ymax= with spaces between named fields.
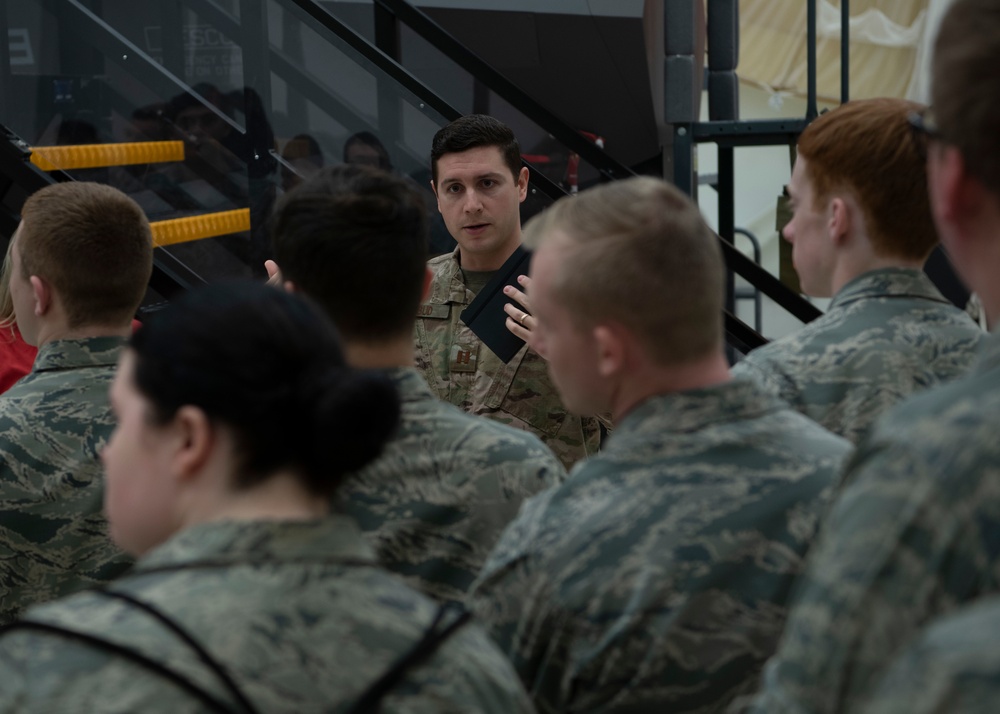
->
xmin=736 ymin=0 xmax=951 ymax=103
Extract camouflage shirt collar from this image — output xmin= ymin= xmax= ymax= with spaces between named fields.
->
xmin=134 ymin=517 xmax=378 ymax=572
xmin=426 ymin=247 xmax=469 ymax=305
xmin=612 ymin=377 xmax=785 ymax=440
xmin=973 ymin=330 xmax=1000 ymax=375
xmin=383 ymin=366 xmax=437 ymax=405
xmin=829 ymin=267 xmax=949 ymax=311
xmin=32 ymin=336 xmax=126 ymax=373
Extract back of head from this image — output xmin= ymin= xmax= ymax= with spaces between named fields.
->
xmin=797 ymin=98 xmax=937 ymax=261
xmin=129 ymin=282 xmax=400 ymax=497
xmin=933 ymin=0 xmax=1000 ymax=197
xmin=524 ymin=176 xmax=724 ymax=365
xmin=18 ymin=182 xmax=153 ymax=329
xmin=343 ymin=131 xmax=392 ymax=171
xmin=431 ymin=115 xmax=521 ymax=184
xmin=270 ymin=164 xmax=429 ymax=342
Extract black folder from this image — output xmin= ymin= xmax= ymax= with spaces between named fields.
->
xmin=460 ymin=246 xmax=532 ymax=363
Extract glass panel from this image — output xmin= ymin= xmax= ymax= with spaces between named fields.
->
xmin=1 ymin=0 xmax=491 ymax=283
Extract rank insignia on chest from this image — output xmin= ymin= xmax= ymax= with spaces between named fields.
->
xmin=450 ymin=343 xmax=479 ymax=373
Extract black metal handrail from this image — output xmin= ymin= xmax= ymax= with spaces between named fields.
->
xmin=284 ymin=0 xmax=568 ymax=200
xmin=373 ymin=0 xmax=635 ymax=183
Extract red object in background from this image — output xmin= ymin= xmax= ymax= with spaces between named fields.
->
xmin=0 ymin=326 xmax=37 ymax=395
xmin=0 ymin=319 xmax=143 ymax=395
xmin=566 ymin=131 xmax=605 ymax=194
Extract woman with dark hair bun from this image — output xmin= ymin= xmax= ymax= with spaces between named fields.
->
xmin=0 ymin=283 xmax=534 ymax=714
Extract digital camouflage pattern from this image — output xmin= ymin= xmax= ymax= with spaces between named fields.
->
xmin=414 ymin=249 xmax=602 ymax=470
xmin=0 ymin=336 xmax=132 ymax=624
xmin=0 ymin=517 xmax=536 ymax=713
xmin=733 ymin=268 xmax=983 ymax=443
xmin=745 ymin=331 xmax=1000 ymax=714
xmin=334 ymin=367 xmax=565 ymax=605
xmin=469 ymin=377 xmax=850 ymax=714
xmin=857 ymin=596 xmax=1000 ymax=714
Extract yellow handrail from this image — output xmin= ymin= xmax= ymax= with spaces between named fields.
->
xmin=30 ymin=141 xmax=185 ymax=171
xmin=150 ymin=208 xmax=251 ymax=247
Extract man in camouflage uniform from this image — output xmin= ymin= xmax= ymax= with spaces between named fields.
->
xmin=268 ymin=164 xmax=565 ymax=606
xmin=0 ymin=517 xmax=536 ymax=712
xmin=732 ymin=98 xmax=983 ymax=444
xmin=743 ymin=3 xmax=1000 ymax=712
xmin=857 ymin=596 xmax=1000 ymax=714
xmin=468 ymin=177 xmax=850 ymax=713
xmin=0 ymin=182 xmax=152 ymax=623
xmin=415 ymin=114 xmax=601 ymax=470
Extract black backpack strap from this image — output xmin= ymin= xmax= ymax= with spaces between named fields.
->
xmin=0 ymin=620 xmax=240 ymax=714
xmin=346 ymin=603 xmax=473 ymax=714
xmin=97 ymin=589 xmax=261 ymax=714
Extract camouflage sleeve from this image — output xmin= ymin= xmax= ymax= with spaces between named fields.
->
xmin=0 ymin=392 xmax=129 ymax=622
xmin=468 ymin=489 xmax=576 ymax=713
xmin=0 ymin=591 xmax=537 ymax=714
xmin=341 ymin=417 xmax=565 ymax=605
xmin=731 ymin=352 xmax=796 ymax=404
xmin=857 ymin=598 xmax=1000 ymax=714
xmin=749 ymin=414 xmax=1000 ymax=714
xmin=0 ymin=628 xmax=208 ymax=714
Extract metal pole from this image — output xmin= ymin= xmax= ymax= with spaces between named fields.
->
xmin=806 ymin=0 xmax=818 ymax=119
xmin=841 ymin=0 xmax=850 ymax=104
xmin=374 ymin=1 xmax=401 ymax=149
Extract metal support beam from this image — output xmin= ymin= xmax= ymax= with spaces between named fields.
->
xmin=841 ymin=0 xmax=850 ymax=104
xmin=807 ymin=0 xmax=818 ymax=119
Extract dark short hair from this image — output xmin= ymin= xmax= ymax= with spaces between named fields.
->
xmin=933 ymin=0 xmax=1000 ymax=194
xmin=269 ymin=164 xmax=429 ymax=342
xmin=430 ymin=115 xmax=521 ymax=184
xmin=18 ymin=182 xmax=152 ymax=328
xmin=129 ymin=282 xmax=400 ymax=496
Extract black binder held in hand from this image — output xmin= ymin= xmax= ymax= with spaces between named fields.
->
xmin=460 ymin=246 xmax=532 ymax=364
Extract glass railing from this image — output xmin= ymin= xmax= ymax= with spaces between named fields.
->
xmin=2 ymin=0 xmax=564 ymax=285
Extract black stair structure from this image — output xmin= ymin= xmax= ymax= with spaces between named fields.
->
xmin=0 ymin=0 xmax=859 ymax=351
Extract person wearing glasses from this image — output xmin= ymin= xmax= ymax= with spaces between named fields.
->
xmin=0 ymin=283 xmax=535 ymax=713
xmin=732 ymin=97 xmax=983 ymax=445
xmin=742 ymin=8 xmax=1000 ymax=712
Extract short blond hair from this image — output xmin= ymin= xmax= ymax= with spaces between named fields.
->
xmin=524 ymin=176 xmax=723 ymax=365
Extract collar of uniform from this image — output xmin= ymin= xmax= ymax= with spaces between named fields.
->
xmin=610 ymin=376 xmax=785 ymax=443
xmin=829 ymin=267 xmax=949 ymax=312
xmin=383 ymin=366 xmax=436 ymax=405
xmin=134 ymin=516 xmax=379 ymax=572
xmin=425 ymin=248 xmax=469 ymax=305
xmin=31 ymin=336 xmax=126 ymax=373
xmin=973 ymin=330 xmax=1000 ymax=375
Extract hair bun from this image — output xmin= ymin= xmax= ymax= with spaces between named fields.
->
xmin=303 ymin=369 xmax=400 ymax=488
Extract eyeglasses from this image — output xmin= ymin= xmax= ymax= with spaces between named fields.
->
xmin=908 ymin=107 xmax=942 ymax=161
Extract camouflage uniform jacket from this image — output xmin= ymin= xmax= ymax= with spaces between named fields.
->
xmin=0 ymin=517 xmax=537 ymax=713
xmin=468 ymin=377 xmax=851 ymax=714
xmin=732 ymin=268 xmax=983 ymax=443
xmin=745 ymin=331 xmax=1000 ymax=714
xmin=0 ymin=336 xmax=131 ymax=624
xmin=414 ymin=248 xmax=601 ymax=470
xmin=857 ymin=596 xmax=1000 ymax=714
xmin=334 ymin=367 xmax=564 ymax=606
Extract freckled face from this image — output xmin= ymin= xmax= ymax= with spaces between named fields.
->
xmin=433 ymin=146 xmax=528 ymax=271
xmin=528 ymin=234 xmax=605 ymax=416
xmin=784 ymin=157 xmax=836 ymax=297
